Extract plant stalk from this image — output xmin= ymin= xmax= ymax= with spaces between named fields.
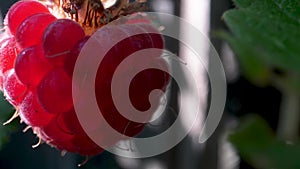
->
xmin=277 ymin=86 xmax=300 ymax=142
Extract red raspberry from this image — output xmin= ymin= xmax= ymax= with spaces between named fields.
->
xmin=37 ymin=68 xmax=73 ymax=114
xmin=14 ymin=45 xmax=53 ymax=87
xmin=16 ymin=13 xmax=56 ymax=48
xmin=42 ymin=19 xmax=85 ymax=66
xmin=19 ymin=90 xmax=55 ymax=127
xmin=0 ymin=37 xmax=20 ymax=89
xmin=7 ymin=0 xmax=50 ymax=35
xmin=1 ymin=0 xmax=170 ymax=159
xmin=3 ymin=69 xmax=27 ymax=107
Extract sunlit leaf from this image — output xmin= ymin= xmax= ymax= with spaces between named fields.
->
xmin=223 ymin=0 xmax=300 ymax=86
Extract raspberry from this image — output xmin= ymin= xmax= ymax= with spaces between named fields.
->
xmin=58 ymin=109 xmax=104 ymax=155
xmin=16 ymin=13 xmax=57 ymax=48
xmin=95 ymin=24 xmax=169 ymax=135
xmin=130 ymin=68 xmax=169 ymax=111
xmin=139 ymin=24 xmax=164 ymax=49
xmin=0 ymin=37 xmax=20 ymax=89
xmin=1 ymin=0 xmax=170 ymax=159
xmin=71 ymin=132 xmax=104 ymax=156
xmin=39 ymin=109 xmax=103 ymax=155
xmin=14 ymin=45 xmax=53 ymax=87
xmin=3 ymin=69 xmax=27 ymax=106
xmin=42 ymin=19 xmax=85 ymax=66
xmin=64 ymin=36 xmax=90 ymax=77
xmin=40 ymin=119 xmax=78 ymax=153
xmin=19 ymin=90 xmax=54 ymax=127
xmin=37 ymin=68 xmax=73 ymax=114
xmin=7 ymin=0 xmax=50 ymax=35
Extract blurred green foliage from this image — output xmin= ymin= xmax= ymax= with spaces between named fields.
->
xmin=223 ymin=0 xmax=300 ymax=169
xmin=222 ymin=0 xmax=300 ymax=88
xmin=0 ymin=92 xmax=18 ymax=150
xmin=230 ymin=115 xmax=300 ymax=169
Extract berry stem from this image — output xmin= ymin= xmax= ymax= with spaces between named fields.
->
xmin=3 ymin=110 xmax=19 ymax=125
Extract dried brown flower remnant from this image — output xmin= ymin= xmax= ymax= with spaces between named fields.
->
xmin=45 ymin=0 xmax=148 ymax=35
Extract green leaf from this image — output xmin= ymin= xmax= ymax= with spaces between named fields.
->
xmin=230 ymin=114 xmax=300 ymax=169
xmin=273 ymin=0 xmax=300 ymax=23
xmin=0 ymin=92 xmax=18 ymax=150
xmin=223 ymin=0 xmax=300 ymax=81
xmin=218 ymin=31 xmax=271 ymax=86
xmin=233 ymin=0 xmax=254 ymax=8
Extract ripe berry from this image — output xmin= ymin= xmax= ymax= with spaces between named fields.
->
xmin=95 ymin=23 xmax=169 ymax=135
xmin=64 ymin=36 xmax=90 ymax=77
xmin=37 ymin=68 xmax=73 ymax=114
xmin=0 ymin=37 xmax=19 ymax=88
xmin=7 ymin=0 xmax=50 ymax=35
xmin=56 ymin=109 xmax=104 ymax=155
xmin=19 ymin=90 xmax=54 ymax=127
xmin=130 ymin=68 xmax=169 ymax=112
xmin=40 ymin=109 xmax=103 ymax=155
xmin=42 ymin=19 xmax=85 ymax=66
xmin=15 ymin=45 xmax=53 ymax=87
xmin=16 ymin=13 xmax=56 ymax=48
xmin=71 ymin=132 xmax=104 ymax=156
xmin=3 ymin=69 xmax=27 ymax=106
xmin=138 ymin=24 xmax=164 ymax=49
xmin=1 ymin=0 xmax=169 ymax=158
xmin=56 ymin=109 xmax=83 ymax=135
xmin=40 ymin=118 xmax=77 ymax=152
